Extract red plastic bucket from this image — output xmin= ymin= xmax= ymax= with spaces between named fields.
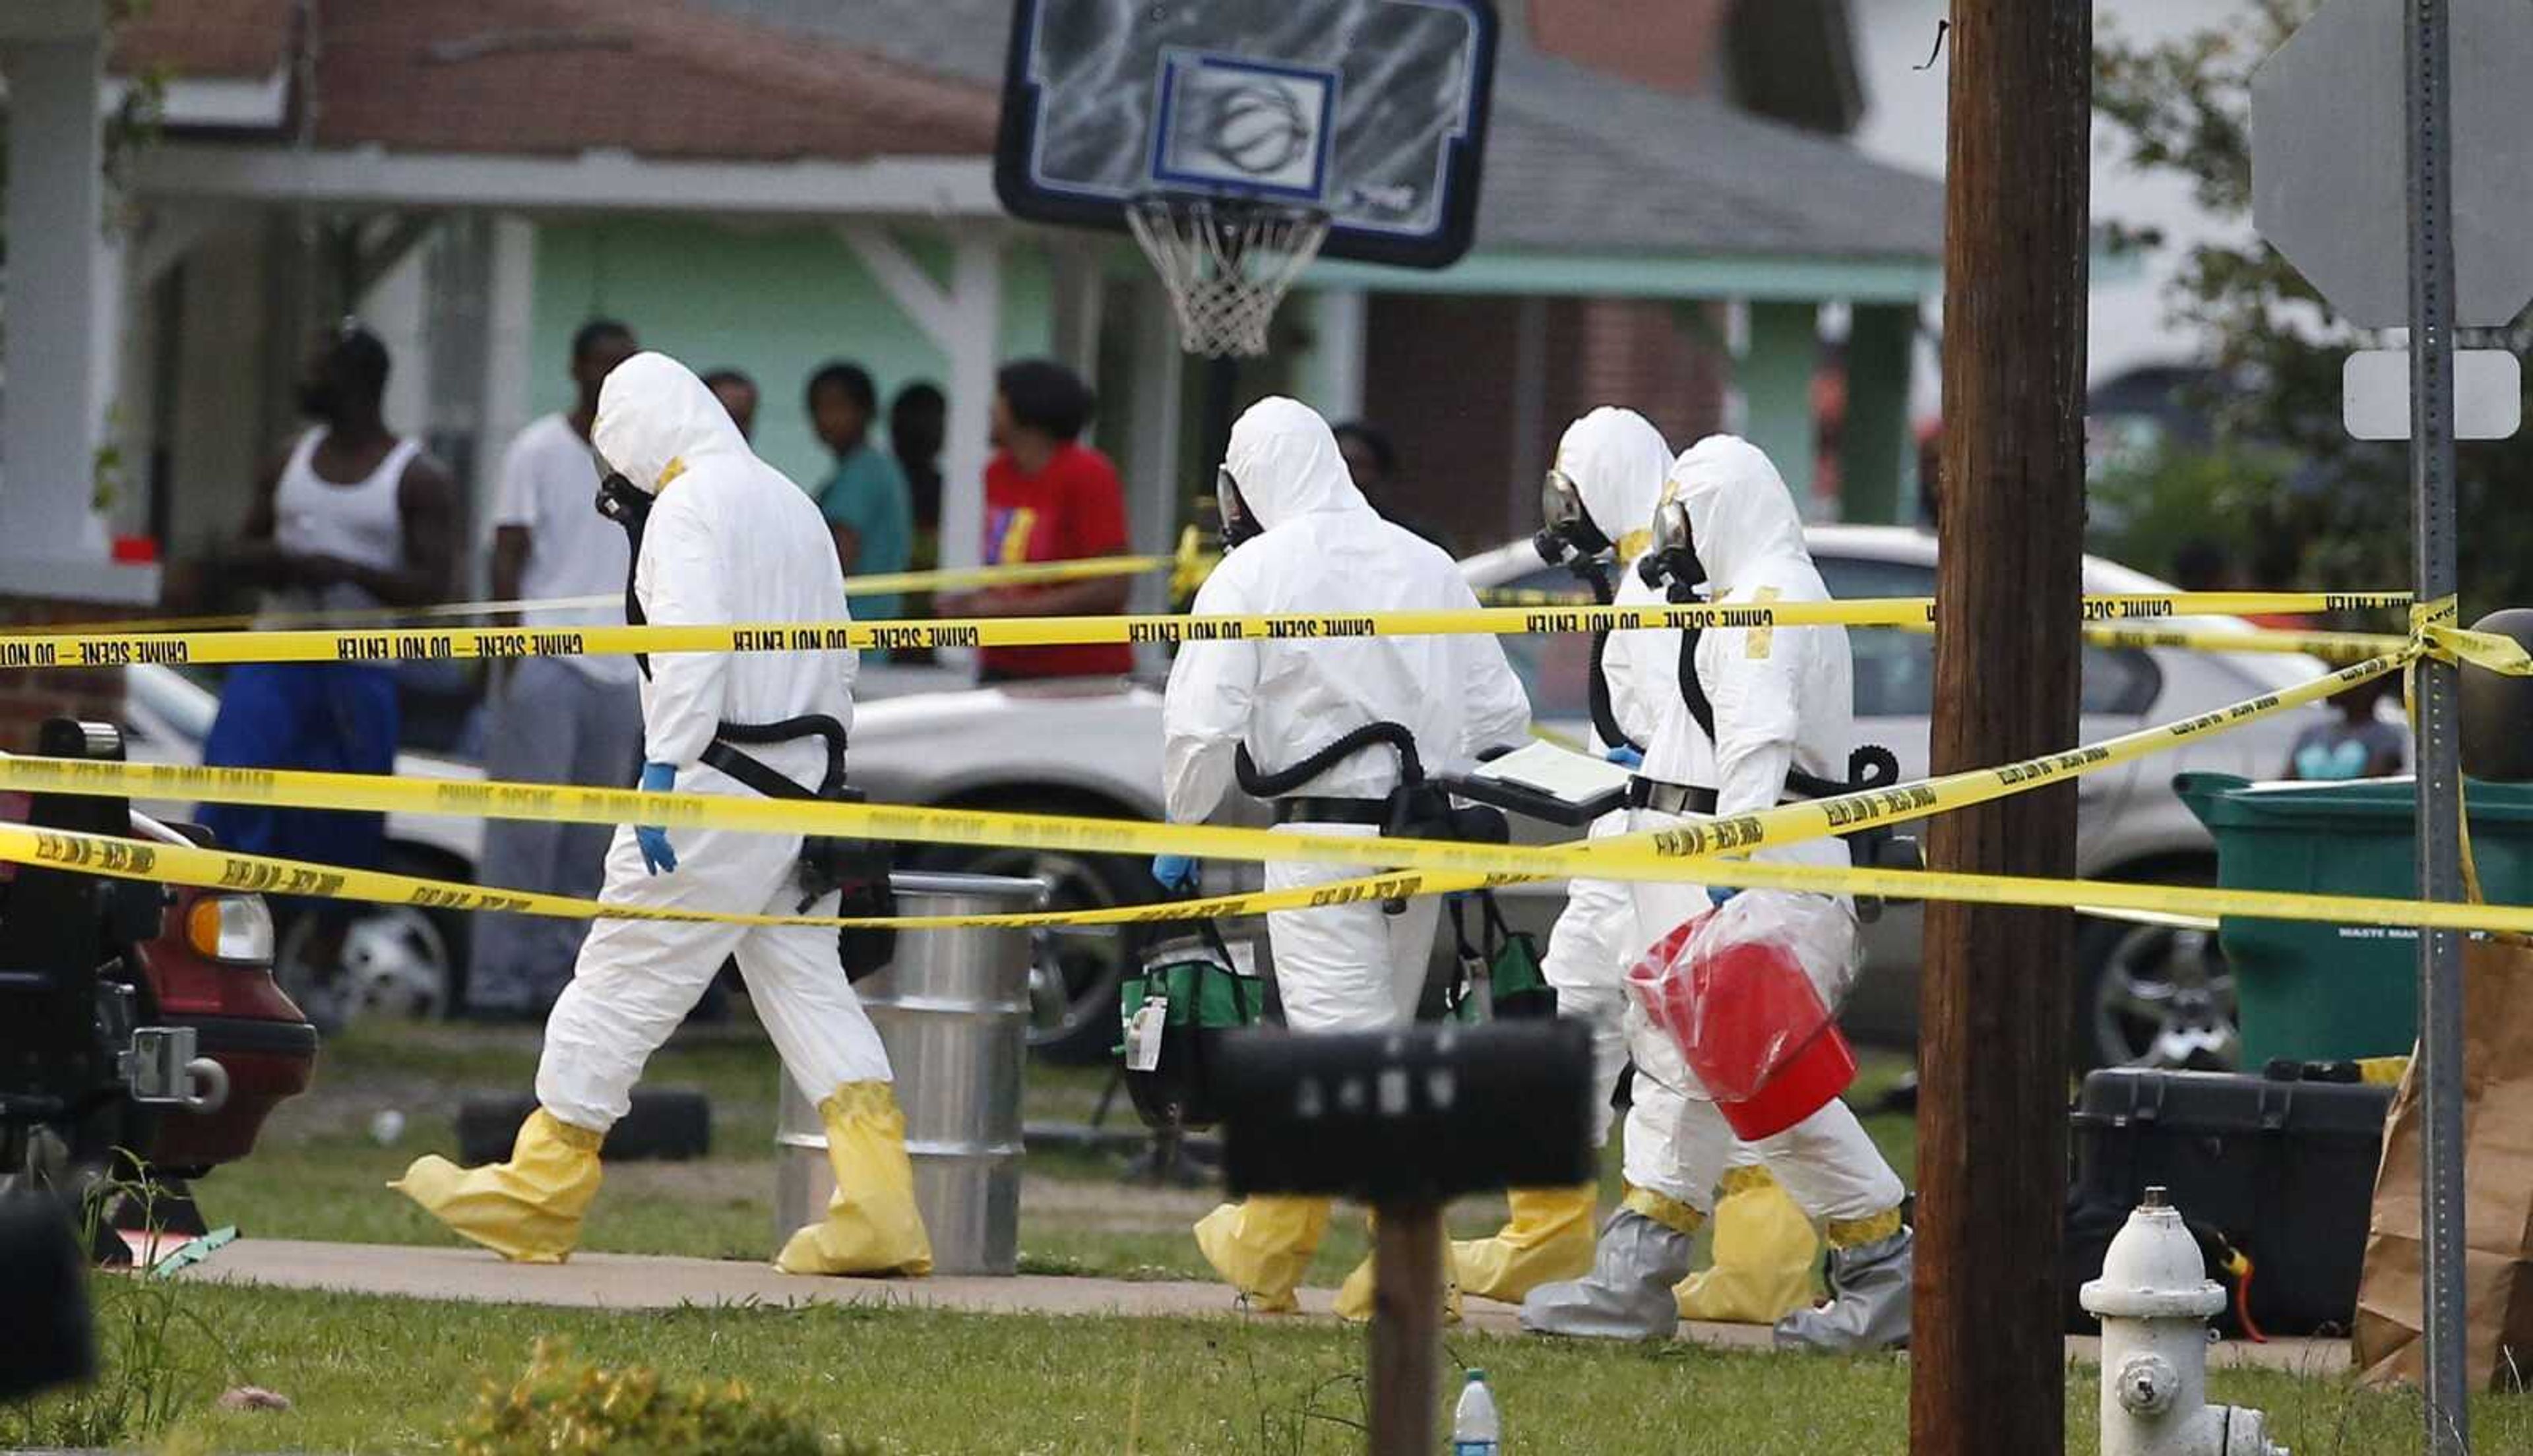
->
xmin=1715 ymin=1023 xmax=1858 ymax=1140
xmin=1627 ymin=910 xmax=1861 ymax=1140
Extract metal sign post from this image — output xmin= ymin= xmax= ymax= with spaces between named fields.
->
xmin=2253 ymin=1 xmax=2533 ymax=1439
xmin=2402 ymin=2 xmax=2468 ymax=1449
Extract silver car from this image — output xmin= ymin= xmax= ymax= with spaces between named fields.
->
xmin=124 ymin=528 xmax=2331 ymax=1067
xmin=846 ymin=527 xmax=2327 ymax=1069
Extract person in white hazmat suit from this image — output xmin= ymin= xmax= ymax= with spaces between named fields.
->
xmin=1522 ymin=435 xmax=1912 ymax=1351
xmin=393 ymin=353 xmax=931 ymax=1277
xmin=1158 ymin=397 xmax=1532 ymax=1315
xmin=1451 ymin=408 xmax=1821 ymax=1324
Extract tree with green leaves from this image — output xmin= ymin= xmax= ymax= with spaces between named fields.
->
xmin=2090 ymin=0 xmax=2533 ymax=615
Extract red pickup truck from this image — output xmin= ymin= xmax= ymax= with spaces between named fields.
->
xmin=1 ymin=720 xmax=317 ymax=1194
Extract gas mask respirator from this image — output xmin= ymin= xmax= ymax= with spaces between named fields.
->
xmin=1215 ymin=467 xmax=1262 ymax=553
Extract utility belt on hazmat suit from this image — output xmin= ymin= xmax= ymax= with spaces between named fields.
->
xmin=699 ymin=715 xmax=899 ymax=981
xmin=1622 ymin=752 xmax=1920 ymax=924
xmin=1235 ymin=719 xmax=1512 ymax=913
xmin=599 ymin=471 xmax=896 ymax=980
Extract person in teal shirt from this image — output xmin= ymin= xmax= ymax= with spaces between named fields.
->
xmin=805 ymin=361 xmax=914 ymax=621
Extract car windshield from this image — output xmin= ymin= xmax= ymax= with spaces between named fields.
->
xmin=1493 ymin=565 xmax=1599 ymax=728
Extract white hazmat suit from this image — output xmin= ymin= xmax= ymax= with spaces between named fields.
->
xmin=1453 ymin=410 xmax=1821 ymax=1320
xmin=394 ymin=353 xmax=929 ymax=1277
xmin=1163 ymin=397 xmax=1531 ymax=1312
xmin=1523 ymin=435 xmax=1909 ymax=1350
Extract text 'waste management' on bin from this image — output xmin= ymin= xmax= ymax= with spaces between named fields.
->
xmin=2179 ymin=771 xmax=2533 ymax=1066
xmin=776 ymin=872 xmax=1046 ymax=1275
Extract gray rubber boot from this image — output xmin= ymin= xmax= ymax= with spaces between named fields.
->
xmin=1518 ymin=1209 xmax=1695 ymax=1341
xmin=1774 ymin=1226 xmax=1913 ymax=1352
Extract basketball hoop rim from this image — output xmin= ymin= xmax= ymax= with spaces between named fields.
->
xmin=1127 ymin=191 xmax=1332 ymax=226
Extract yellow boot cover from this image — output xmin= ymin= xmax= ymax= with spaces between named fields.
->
xmin=390 ymin=1107 xmax=603 ymax=1264
xmin=1448 ymin=1183 xmax=1600 ymax=1304
xmin=775 ymin=1081 xmax=934 ymax=1277
xmin=1194 ymin=1195 xmax=1330 ymax=1314
xmin=1334 ymin=1210 xmax=1468 ymax=1323
xmin=1674 ymin=1167 xmax=1822 ymax=1325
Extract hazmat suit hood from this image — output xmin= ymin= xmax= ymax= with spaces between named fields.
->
xmin=1667 ymin=435 xmax=1811 ymax=594
xmin=1555 ymin=408 xmax=1673 ymax=552
xmin=593 ymin=351 xmax=750 ymax=495
xmin=1222 ymin=396 xmax=1369 ymax=532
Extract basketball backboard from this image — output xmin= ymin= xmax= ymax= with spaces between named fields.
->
xmin=993 ymin=0 xmax=1499 ymax=270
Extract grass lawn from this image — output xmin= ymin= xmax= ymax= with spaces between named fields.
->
xmin=13 ymin=1281 xmax=2527 ymax=1455
xmin=195 ymin=1016 xmax=1921 ymax=1288
xmin=42 ymin=1019 xmax=2481 ymax=1454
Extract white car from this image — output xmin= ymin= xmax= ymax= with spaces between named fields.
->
xmin=123 ymin=663 xmax=484 ymax=1021
xmin=125 ymin=527 xmax=2332 ymax=1067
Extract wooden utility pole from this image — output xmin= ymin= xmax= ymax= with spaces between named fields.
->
xmin=1910 ymin=3 xmax=2092 ymax=1453
xmin=1365 ymin=1203 xmax=1445 ymax=1456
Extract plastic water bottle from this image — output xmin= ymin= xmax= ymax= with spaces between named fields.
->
xmin=1451 ymin=1368 xmax=1500 ymax=1455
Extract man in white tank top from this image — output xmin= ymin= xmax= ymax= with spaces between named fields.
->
xmin=197 ymin=323 xmax=456 ymax=1021
xmin=466 ymin=319 xmax=645 ymax=1019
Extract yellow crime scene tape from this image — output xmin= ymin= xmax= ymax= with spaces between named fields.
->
xmin=0 ymin=591 xmax=2416 ymax=673
xmin=0 ymin=634 xmax=2484 ymax=935
xmin=13 ymin=762 xmax=2533 ymax=941
xmin=0 ymin=595 xmax=2511 ymax=938
xmin=38 ymin=555 xmax=1172 ymax=637
xmin=0 ymin=650 xmax=2404 ymax=886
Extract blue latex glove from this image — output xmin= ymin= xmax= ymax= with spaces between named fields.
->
xmin=1708 ymin=886 xmax=1739 ymax=910
xmin=1605 ymin=744 xmax=1644 ymax=769
xmin=1152 ymin=854 xmax=1200 ymax=892
xmin=637 ymin=761 xmax=679 ymax=875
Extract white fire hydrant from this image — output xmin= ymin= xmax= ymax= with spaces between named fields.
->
xmin=2080 ymin=1188 xmax=2289 ymax=1456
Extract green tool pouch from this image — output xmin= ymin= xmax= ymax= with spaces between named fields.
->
xmin=1447 ymin=890 xmax=1558 ymax=1023
xmin=1116 ymin=921 xmax=1265 ymax=1131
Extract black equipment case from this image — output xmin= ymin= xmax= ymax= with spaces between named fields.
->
xmin=2064 ymin=1066 xmax=2392 ymax=1337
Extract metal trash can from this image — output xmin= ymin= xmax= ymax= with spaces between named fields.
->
xmin=775 ymin=871 xmax=1045 ymax=1274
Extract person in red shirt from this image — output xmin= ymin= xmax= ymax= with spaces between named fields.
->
xmin=939 ymin=359 xmax=1135 ymax=681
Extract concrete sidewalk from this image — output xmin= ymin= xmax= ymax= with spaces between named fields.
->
xmin=182 ymin=1237 xmax=2351 ymax=1375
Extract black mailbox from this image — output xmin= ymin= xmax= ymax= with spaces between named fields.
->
xmin=1214 ymin=1019 xmax=1595 ymax=1203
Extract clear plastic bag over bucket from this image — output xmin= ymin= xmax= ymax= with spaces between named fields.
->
xmin=1625 ymin=894 xmax=1860 ymax=1139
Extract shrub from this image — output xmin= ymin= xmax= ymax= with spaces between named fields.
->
xmin=450 ymin=1339 xmax=862 ymax=1456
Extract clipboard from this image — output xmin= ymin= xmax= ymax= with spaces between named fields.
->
xmin=1437 ymin=740 xmax=1633 ymax=828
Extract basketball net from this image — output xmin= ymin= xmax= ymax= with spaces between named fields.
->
xmin=1126 ymin=195 xmax=1330 ymax=359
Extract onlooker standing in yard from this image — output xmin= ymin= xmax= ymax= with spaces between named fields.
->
xmin=468 ymin=318 xmax=646 ymax=1019
xmin=203 ymin=321 xmax=456 ymax=1022
xmin=806 ymin=361 xmax=914 ymax=621
xmin=704 ymin=367 xmax=759 ymax=441
xmin=937 ymin=359 xmax=1133 ymax=682
xmin=1333 ymin=418 xmax=1450 ymax=552
xmin=891 ymin=381 xmax=947 ymax=568
xmin=2285 ymin=674 xmax=2407 ymax=782
xmin=889 ymin=381 xmax=948 ymax=661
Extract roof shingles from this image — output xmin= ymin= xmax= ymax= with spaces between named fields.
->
xmin=312 ymin=0 xmax=997 ymax=161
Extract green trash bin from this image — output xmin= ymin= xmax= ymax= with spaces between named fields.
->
xmin=2177 ymin=772 xmax=2533 ymax=1066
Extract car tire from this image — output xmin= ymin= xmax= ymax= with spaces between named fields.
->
xmin=2072 ymin=865 xmax=2237 ymax=1073
xmin=274 ymin=849 xmax=470 ymax=1028
xmin=908 ymin=795 xmax=1160 ymax=1065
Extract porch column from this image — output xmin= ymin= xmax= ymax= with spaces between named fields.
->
xmin=1840 ymin=302 xmax=1917 ymax=525
xmin=1740 ymin=299 xmax=1821 ymax=509
xmin=1121 ymin=280 xmax=1187 ymax=606
xmin=838 ymin=223 xmax=1004 ymax=576
xmin=0 ymin=13 xmax=154 ymax=601
xmin=1299 ymin=286 xmax=1367 ymax=422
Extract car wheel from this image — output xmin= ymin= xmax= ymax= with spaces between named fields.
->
xmin=276 ymin=900 xmax=460 ymax=1029
xmin=2075 ymin=903 xmax=2238 ymax=1072
xmin=910 ymin=806 xmax=1156 ymax=1064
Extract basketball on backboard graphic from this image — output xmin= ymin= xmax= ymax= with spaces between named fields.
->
xmin=1206 ymin=78 xmax=1315 ymax=179
xmin=1156 ymin=53 xmax=1334 ymax=199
